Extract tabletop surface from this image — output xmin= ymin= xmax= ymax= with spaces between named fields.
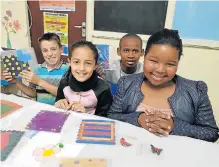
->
xmin=1 ymin=93 xmax=219 ymax=167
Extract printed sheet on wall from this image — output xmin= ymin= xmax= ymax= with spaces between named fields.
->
xmin=43 ymin=12 xmax=69 ymax=56
xmin=39 ymin=0 xmax=75 ymax=12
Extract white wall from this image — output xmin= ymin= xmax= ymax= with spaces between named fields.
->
xmin=177 ymin=47 xmax=219 ymax=126
xmin=1 ymin=0 xmax=30 ymax=49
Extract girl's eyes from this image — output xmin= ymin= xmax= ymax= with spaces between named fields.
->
xmin=72 ymin=61 xmax=92 ymax=65
xmin=149 ymin=60 xmax=176 ymax=66
xmin=167 ymin=63 xmax=176 ymax=66
xmin=73 ymin=61 xmax=79 ymax=64
xmin=150 ymin=59 xmax=158 ymax=63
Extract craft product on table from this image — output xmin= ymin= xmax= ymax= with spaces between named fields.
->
xmin=150 ymin=144 xmax=163 ymax=155
xmin=25 ymin=110 xmax=70 ymax=133
xmin=0 ymin=100 xmax=23 ymax=118
xmin=33 ymin=143 xmax=64 ymax=161
xmin=120 ymin=137 xmax=132 ymax=147
xmin=76 ymin=119 xmax=115 ymax=145
xmin=60 ymin=158 xmax=107 ymax=167
xmin=0 ymin=130 xmax=24 ymax=161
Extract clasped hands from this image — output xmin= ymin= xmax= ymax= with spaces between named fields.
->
xmin=138 ymin=110 xmax=174 ymax=136
xmin=55 ymin=99 xmax=86 ymax=113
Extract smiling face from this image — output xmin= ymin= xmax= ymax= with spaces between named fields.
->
xmin=118 ymin=37 xmax=143 ymax=72
xmin=69 ymin=46 xmax=96 ymax=82
xmin=40 ymin=40 xmax=63 ymax=69
xmin=144 ymin=44 xmax=179 ymax=87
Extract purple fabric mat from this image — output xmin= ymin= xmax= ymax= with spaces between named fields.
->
xmin=26 ymin=110 xmax=70 ymax=133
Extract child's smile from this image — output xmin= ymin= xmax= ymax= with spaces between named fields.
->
xmin=69 ymin=46 xmax=96 ymax=82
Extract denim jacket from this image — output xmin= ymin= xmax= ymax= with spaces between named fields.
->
xmin=108 ymin=73 xmax=219 ymax=142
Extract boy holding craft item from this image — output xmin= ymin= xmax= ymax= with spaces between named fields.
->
xmin=2 ymin=33 xmax=69 ymax=104
xmin=55 ymin=41 xmax=112 ymax=117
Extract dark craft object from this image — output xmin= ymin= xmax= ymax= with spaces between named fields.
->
xmin=1 ymin=55 xmax=30 ymax=77
xmin=150 ymin=144 xmax=163 ymax=155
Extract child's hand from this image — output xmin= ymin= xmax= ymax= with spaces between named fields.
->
xmin=145 ymin=111 xmax=173 ymax=136
xmin=55 ymin=99 xmax=71 ymax=110
xmin=96 ymin=63 xmax=105 ymax=79
xmin=1 ymin=70 xmax=17 ymax=84
xmin=70 ymin=102 xmax=86 ymax=113
xmin=20 ymin=70 xmax=41 ymax=85
xmin=138 ymin=111 xmax=173 ymax=136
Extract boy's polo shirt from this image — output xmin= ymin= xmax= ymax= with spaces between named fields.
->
xmin=30 ymin=62 xmax=69 ymax=105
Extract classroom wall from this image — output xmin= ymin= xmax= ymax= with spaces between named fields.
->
xmin=1 ymin=0 xmax=30 ymax=49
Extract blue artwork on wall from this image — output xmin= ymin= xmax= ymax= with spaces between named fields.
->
xmin=95 ymin=44 xmax=109 ymax=69
xmin=172 ymin=1 xmax=219 ymax=41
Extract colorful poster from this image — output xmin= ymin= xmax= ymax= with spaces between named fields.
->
xmin=43 ymin=12 xmax=68 ymax=55
xmin=39 ymin=0 xmax=75 ymax=12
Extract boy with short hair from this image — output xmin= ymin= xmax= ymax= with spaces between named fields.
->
xmin=105 ymin=33 xmax=144 ymax=85
xmin=2 ymin=33 xmax=69 ymax=105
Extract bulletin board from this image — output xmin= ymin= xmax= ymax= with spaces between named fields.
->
xmin=172 ymin=1 xmax=219 ymax=49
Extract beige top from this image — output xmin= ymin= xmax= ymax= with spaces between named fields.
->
xmin=136 ymin=103 xmax=174 ymax=117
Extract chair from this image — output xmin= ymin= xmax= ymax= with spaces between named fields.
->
xmin=110 ymin=82 xmax=118 ymax=96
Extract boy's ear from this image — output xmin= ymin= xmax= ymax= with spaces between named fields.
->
xmin=117 ymin=47 xmax=121 ymax=57
xmin=141 ymin=49 xmax=145 ymax=57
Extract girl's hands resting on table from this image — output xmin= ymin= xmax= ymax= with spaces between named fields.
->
xmin=55 ymin=99 xmax=85 ymax=113
xmin=138 ymin=111 xmax=174 ymax=136
xmin=55 ymin=99 xmax=72 ymax=110
xmin=70 ymin=102 xmax=86 ymax=113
